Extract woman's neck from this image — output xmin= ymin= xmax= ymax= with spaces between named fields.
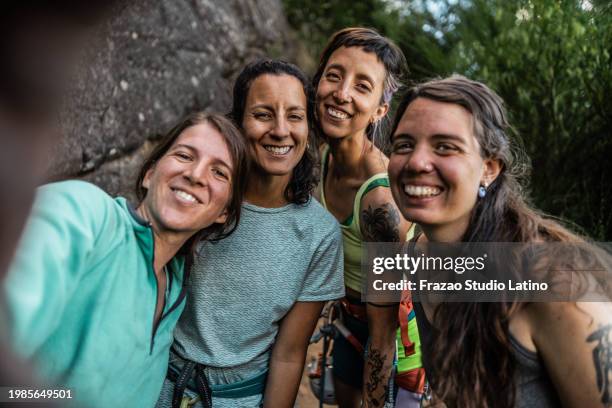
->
xmin=150 ymin=230 xmax=187 ymax=273
xmin=422 ymin=220 xmax=469 ymax=243
xmin=136 ymin=205 xmax=188 ymax=274
xmin=327 ymin=131 xmax=370 ymax=178
xmin=244 ymin=169 xmax=291 ymax=208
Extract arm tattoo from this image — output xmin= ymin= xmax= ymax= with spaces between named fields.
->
xmin=361 ymin=204 xmax=400 ymax=242
xmin=364 ymin=346 xmax=390 ymax=408
xmin=587 ymin=324 xmax=612 ymax=406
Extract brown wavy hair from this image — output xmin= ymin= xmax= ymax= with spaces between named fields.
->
xmin=390 ymin=75 xmax=585 ymax=408
xmin=136 ymin=112 xmax=248 ymax=254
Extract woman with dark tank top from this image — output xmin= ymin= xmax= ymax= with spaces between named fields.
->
xmin=387 ymin=75 xmax=612 ymax=407
xmin=413 ymin=301 xmax=560 ymax=407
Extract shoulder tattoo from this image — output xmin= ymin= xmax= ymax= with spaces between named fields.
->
xmin=361 ymin=203 xmax=401 ymax=242
xmin=587 ymin=324 xmax=612 ymax=406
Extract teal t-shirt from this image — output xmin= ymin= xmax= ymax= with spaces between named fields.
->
xmin=171 ymin=199 xmax=345 ymax=385
xmin=3 ymin=180 xmax=186 ymax=408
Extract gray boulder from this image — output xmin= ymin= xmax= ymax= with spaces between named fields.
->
xmin=54 ymin=0 xmax=293 ymax=200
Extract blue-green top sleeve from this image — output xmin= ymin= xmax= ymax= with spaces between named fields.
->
xmin=4 ymin=180 xmax=121 ymax=356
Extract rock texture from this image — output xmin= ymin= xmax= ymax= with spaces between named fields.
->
xmin=54 ymin=0 xmax=293 ymax=200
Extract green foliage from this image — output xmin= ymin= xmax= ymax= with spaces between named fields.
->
xmin=447 ymin=0 xmax=612 ymax=239
xmin=283 ymin=0 xmax=402 ymax=64
xmin=282 ymin=0 xmax=612 ymax=239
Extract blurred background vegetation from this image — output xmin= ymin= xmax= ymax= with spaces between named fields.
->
xmin=282 ymin=0 xmax=612 ymax=240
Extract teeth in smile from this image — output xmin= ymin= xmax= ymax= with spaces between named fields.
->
xmin=264 ymin=145 xmax=291 ymax=155
xmin=174 ymin=189 xmax=197 ymax=203
xmin=327 ymin=106 xmax=349 ymax=119
xmin=404 ymin=185 xmax=441 ymax=197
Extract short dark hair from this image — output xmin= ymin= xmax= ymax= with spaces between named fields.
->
xmin=230 ymin=58 xmax=317 ymax=205
xmin=313 ymin=27 xmax=408 ymax=150
xmin=136 ymin=112 xmax=248 ymax=250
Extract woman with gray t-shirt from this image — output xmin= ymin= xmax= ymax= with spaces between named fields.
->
xmin=156 ymin=59 xmax=345 ymax=408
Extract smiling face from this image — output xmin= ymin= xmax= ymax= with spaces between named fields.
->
xmin=316 ymin=46 xmax=389 ymax=140
xmin=140 ymin=122 xmax=233 ymax=238
xmin=388 ymin=97 xmax=500 ymax=240
xmin=242 ymin=73 xmax=308 ymax=178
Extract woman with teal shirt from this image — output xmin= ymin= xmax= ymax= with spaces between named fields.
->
xmin=3 ymin=112 xmax=247 ymax=408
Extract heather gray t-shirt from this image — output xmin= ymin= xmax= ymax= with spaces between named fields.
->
xmin=171 ymin=198 xmax=344 ymax=383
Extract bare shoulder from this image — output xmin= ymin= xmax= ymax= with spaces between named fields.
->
xmin=524 ymin=301 xmax=612 ymax=406
xmin=359 ymin=183 xmax=412 ymax=243
xmin=527 ymin=301 xmax=612 ymax=329
xmin=524 ymin=302 xmax=612 ymax=350
xmin=358 ymin=146 xmax=413 ymax=242
xmin=363 ymin=147 xmax=389 ymax=176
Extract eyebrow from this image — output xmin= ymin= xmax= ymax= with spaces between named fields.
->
xmin=250 ymin=104 xmax=273 ymax=111
xmin=326 ymin=63 xmax=376 ymax=86
xmin=392 ymin=132 xmax=467 ymax=145
xmin=326 ymin=63 xmax=345 ymax=74
xmin=172 ymin=143 xmax=197 ymax=153
xmin=355 ymin=73 xmax=376 ymax=87
xmin=393 ymin=133 xmax=412 ymax=139
xmin=287 ymin=106 xmax=306 ymax=113
xmin=210 ymin=157 xmax=233 ymax=172
xmin=172 ymin=143 xmax=233 ymax=170
xmin=430 ymin=133 xmax=467 ymax=145
xmin=250 ymin=104 xmax=306 ymax=112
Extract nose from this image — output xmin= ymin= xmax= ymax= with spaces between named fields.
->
xmin=270 ymin=117 xmax=290 ymax=139
xmin=184 ymin=160 xmax=209 ymax=186
xmin=404 ymin=145 xmax=434 ymax=174
xmin=332 ymin=80 xmax=352 ymax=104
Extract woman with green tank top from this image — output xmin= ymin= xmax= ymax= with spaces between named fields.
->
xmin=313 ymin=27 xmax=418 ymax=407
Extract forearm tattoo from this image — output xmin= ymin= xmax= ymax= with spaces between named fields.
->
xmin=361 ymin=204 xmax=400 ymax=242
xmin=587 ymin=324 xmax=612 ymax=406
xmin=364 ymin=346 xmax=390 ymax=408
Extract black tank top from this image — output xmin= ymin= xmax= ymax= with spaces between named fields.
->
xmin=413 ymin=302 xmax=561 ymax=407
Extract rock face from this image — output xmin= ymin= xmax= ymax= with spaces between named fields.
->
xmin=55 ymin=0 xmax=292 ymax=200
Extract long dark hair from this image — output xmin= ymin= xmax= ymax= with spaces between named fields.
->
xmin=391 ymin=75 xmax=584 ymax=408
xmin=313 ymin=27 xmax=408 ymax=151
xmin=230 ymin=58 xmax=317 ymax=205
xmin=136 ymin=112 xmax=248 ymax=253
